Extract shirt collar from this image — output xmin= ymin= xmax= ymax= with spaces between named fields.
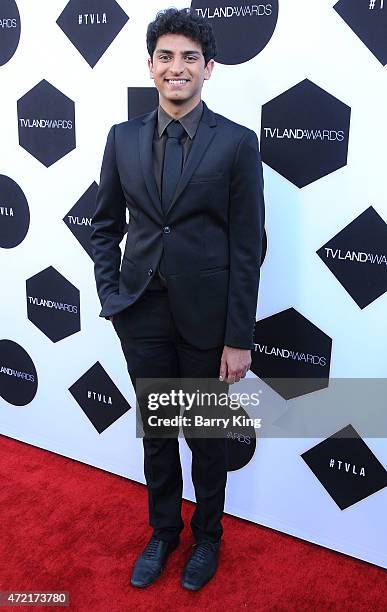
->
xmin=157 ymin=100 xmax=204 ymax=139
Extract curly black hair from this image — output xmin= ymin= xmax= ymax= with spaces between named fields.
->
xmin=146 ymin=7 xmax=217 ymax=66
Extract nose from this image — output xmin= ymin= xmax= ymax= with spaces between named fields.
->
xmin=169 ymin=57 xmax=185 ymax=74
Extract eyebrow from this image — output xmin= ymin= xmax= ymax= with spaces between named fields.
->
xmin=155 ymin=49 xmax=201 ymax=55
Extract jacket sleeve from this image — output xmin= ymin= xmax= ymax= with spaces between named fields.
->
xmin=224 ymin=129 xmax=265 ymax=349
xmin=90 ymin=124 xmax=127 ymax=317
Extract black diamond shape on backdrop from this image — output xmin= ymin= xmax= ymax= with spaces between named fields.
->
xmin=17 ymin=80 xmax=75 ymax=167
xmin=317 ymin=207 xmax=387 ymax=309
xmin=26 ymin=266 xmax=80 ymax=342
xmin=251 ymin=308 xmax=332 ymax=400
xmin=301 ymin=424 xmax=387 ymax=510
xmin=63 ymin=182 xmax=98 ymax=259
xmin=334 ymin=0 xmax=387 ymax=66
xmin=57 ymin=0 xmax=129 ymax=68
xmin=127 ymin=87 xmax=159 ymax=120
xmin=69 ymin=361 xmax=131 ymax=433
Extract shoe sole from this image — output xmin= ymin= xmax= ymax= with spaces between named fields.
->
xmin=130 ymin=540 xmax=179 ymax=588
xmin=181 ymin=581 xmax=201 ymax=591
xmin=131 ymin=572 xmax=162 ymax=588
xmin=181 ymin=572 xmax=215 ymax=591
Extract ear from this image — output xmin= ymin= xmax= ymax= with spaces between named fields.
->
xmin=204 ymin=58 xmax=215 ymax=81
xmin=148 ymin=56 xmax=154 ymax=79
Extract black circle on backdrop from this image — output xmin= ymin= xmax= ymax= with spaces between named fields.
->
xmin=191 ymin=0 xmax=278 ymax=65
xmin=0 ymin=175 xmax=30 ymax=248
xmin=0 ymin=340 xmax=38 ymax=406
xmin=261 ymin=229 xmax=267 ymax=265
xmin=183 ymin=403 xmax=256 ymax=471
xmin=0 ymin=0 xmax=21 ymax=66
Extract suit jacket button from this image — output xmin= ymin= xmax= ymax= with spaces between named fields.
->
xmin=163 ymin=226 xmax=171 ymax=234
xmin=148 ymin=268 xmax=153 ymax=276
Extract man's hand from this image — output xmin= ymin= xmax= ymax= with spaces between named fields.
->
xmin=219 ymin=346 xmax=251 ymax=384
xmin=108 ymin=315 xmax=114 ymax=323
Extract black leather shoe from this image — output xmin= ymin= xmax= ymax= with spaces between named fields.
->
xmin=130 ymin=536 xmax=179 ymax=588
xmin=181 ymin=540 xmax=221 ymax=591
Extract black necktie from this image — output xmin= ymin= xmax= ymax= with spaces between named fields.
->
xmin=161 ymin=121 xmax=186 ymax=215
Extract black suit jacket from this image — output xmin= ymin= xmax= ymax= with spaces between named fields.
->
xmin=90 ymin=101 xmax=265 ymax=350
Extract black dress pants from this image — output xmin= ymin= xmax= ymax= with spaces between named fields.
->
xmin=112 ymin=279 xmax=229 ymax=544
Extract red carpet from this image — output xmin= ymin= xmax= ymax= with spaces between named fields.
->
xmin=0 ymin=434 xmax=385 ymax=611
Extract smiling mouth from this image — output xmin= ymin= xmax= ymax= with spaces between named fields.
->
xmin=165 ymin=79 xmax=189 ymax=85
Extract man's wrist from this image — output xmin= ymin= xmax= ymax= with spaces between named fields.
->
xmin=224 ymin=344 xmax=251 ymax=351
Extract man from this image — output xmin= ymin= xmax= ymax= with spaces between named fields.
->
xmin=91 ymin=7 xmax=265 ymax=591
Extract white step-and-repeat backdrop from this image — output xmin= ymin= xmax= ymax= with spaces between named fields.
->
xmin=1 ymin=0 xmax=386 ymax=568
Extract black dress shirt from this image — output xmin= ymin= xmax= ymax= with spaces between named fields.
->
xmin=152 ymin=100 xmax=204 ymax=198
xmin=148 ymin=100 xmax=204 ymax=289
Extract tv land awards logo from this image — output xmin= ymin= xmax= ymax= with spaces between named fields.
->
xmin=57 ymin=0 xmax=129 ymax=68
xmin=334 ymin=0 xmax=387 ymax=65
xmin=260 ymin=79 xmax=351 ymax=188
xmin=69 ymin=361 xmax=132 ymax=433
xmin=0 ymin=0 xmax=21 ymax=66
xmin=0 ymin=175 xmax=29 ymax=248
xmin=317 ymin=206 xmax=387 ymax=309
xmin=63 ymin=182 xmax=99 ymax=260
xmin=225 ymin=404 xmax=257 ymax=470
xmin=26 ymin=266 xmax=80 ymax=342
xmin=127 ymin=87 xmax=159 ymax=120
xmin=0 ymin=340 xmax=38 ymax=406
xmin=17 ymin=80 xmax=76 ymax=167
xmin=251 ymin=308 xmax=332 ymax=399
xmin=301 ymin=424 xmax=387 ymax=509
xmin=184 ymin=404 xmax=257 ymax=471
xmin=190 ymin=0 xmax=278 ymax=64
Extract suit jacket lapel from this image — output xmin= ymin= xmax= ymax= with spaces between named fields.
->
xmin=139 ymin=108 xmax=163 ymax=219
xmin=165 ymin=102 xmax=217 ymax=216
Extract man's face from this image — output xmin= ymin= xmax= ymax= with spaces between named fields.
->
xmin=148 ymin=33 xmax=214 ymax=107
